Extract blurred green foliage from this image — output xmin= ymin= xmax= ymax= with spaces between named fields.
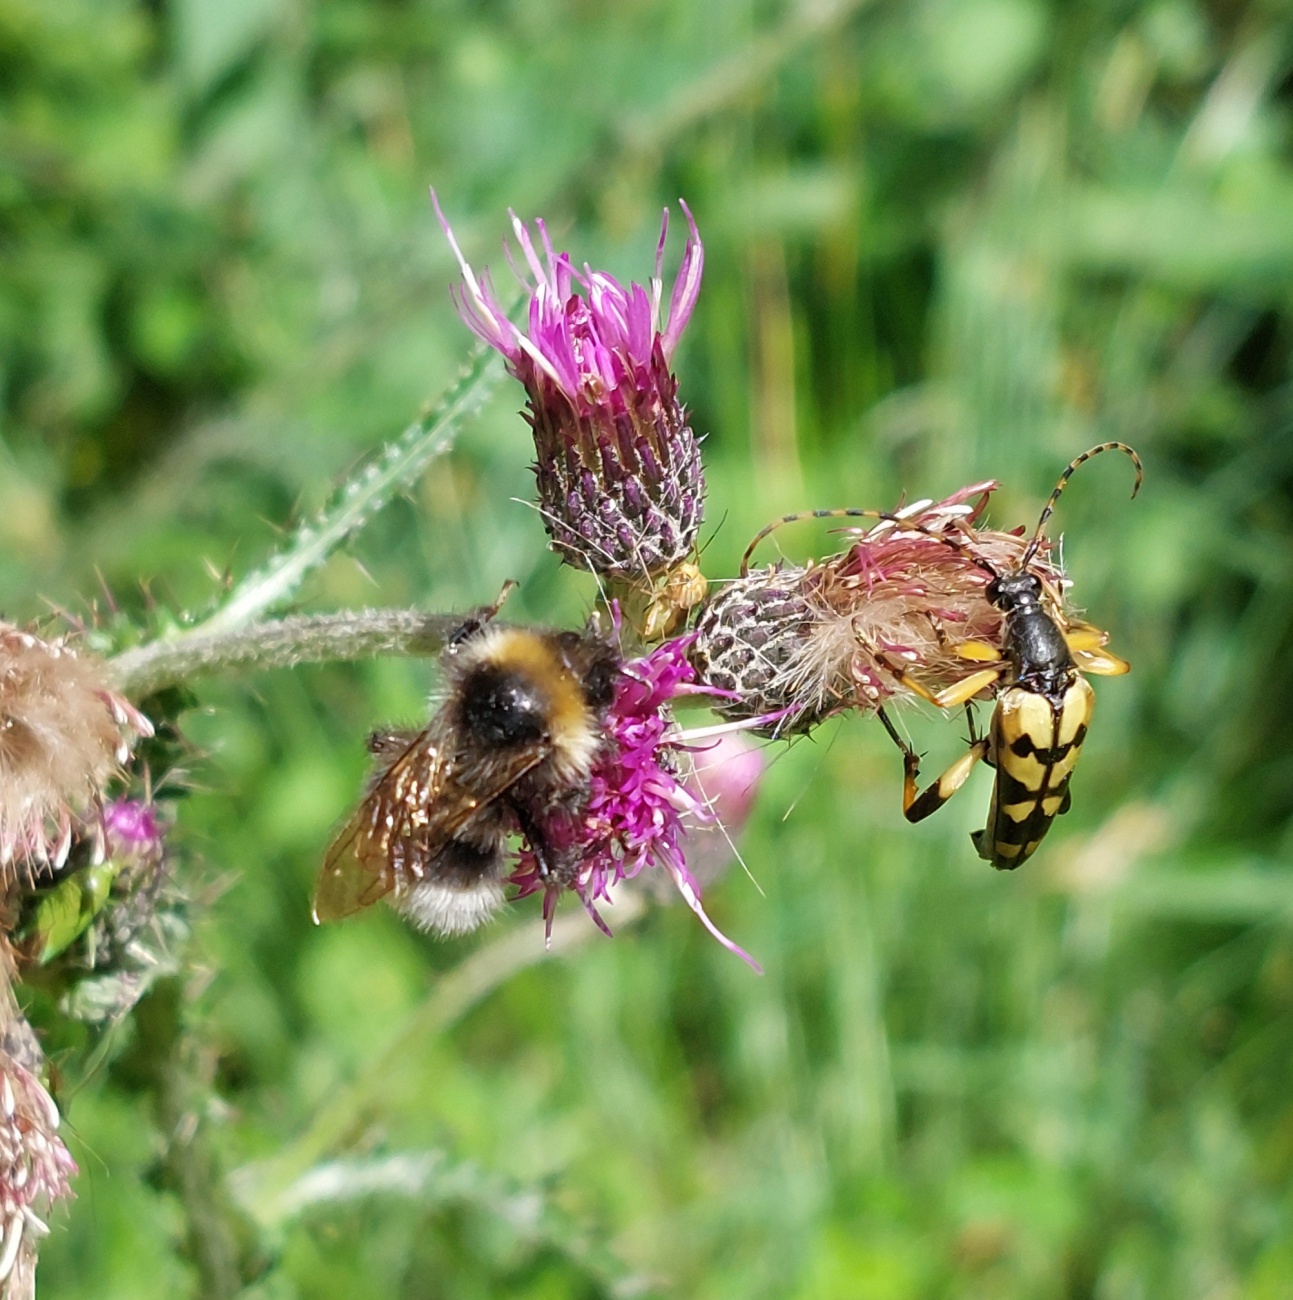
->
xmin=3 ymin=0 xmax=1293 ymax=1295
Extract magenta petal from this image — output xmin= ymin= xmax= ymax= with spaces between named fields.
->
xmin=432 ymin=189 xmax=520 ymax=360
xmin=509 ymin=208 xmax=550 ymax=288
xmin=580 ymin=893 xmax=616 ymax=938
xmin=663 ymin=853 xmax=763 ymax=974
xmin=624 ymin=282 xmax=655 ymax=362
xmin=436 ymin=193 xmax=703 ymax=404
xmin=661 ymin=199 xmax=703 ymax=359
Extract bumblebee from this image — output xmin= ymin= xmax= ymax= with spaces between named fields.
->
xmin=741 ymin=441 xmax=1142 ymax=869
xmin=314 ymin=612 xmax=620 ymax=934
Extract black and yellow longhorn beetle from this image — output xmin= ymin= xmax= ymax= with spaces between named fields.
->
xmin=741 ymin=442 xmax=1143 ymax=869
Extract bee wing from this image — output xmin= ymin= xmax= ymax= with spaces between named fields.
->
xmin=314 ymin=728 xmax=448 ymax=922
xmin=313 ymin=727 xmax=551 ymax=924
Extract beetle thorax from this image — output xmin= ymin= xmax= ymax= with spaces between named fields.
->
xmin=989 ymin=571 xmax=1075 ymax=698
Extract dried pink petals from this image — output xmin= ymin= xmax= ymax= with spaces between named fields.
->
xmin=690 ymin=482 xmax=1067 ymax=732
xmin=0 ymin=1055 xmax=76 ymax=1285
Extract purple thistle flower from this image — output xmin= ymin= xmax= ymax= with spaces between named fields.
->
xmin=511 ymin=636 xmax=762 ymax=972
xmin=102 ymin=799 xmax=162 ymax=853
xmin=433 ymin=192 xmax=707 ymax=613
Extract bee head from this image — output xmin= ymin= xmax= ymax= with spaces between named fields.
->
xmin=457 ymin=661 xmax=550 ymax=747
xmin=447 ymin=625 xmax=621 ymax=776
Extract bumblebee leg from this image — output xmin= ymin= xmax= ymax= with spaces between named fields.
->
xmin=512 ymin=804 xmax=554 ymax=880
xmin=367 ymin=729 xmax=421 ymax=759
xmin=446 ymin=580 xmax=519 ymax=650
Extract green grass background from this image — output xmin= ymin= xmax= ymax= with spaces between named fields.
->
xmin=4 ymin=0 xmax=1293 ymax=1295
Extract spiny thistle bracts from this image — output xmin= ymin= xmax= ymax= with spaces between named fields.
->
xmin=688 ymin=566 xmax=831 ymax=736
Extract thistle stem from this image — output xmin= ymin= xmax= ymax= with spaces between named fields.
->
xmin=188 ymin=342 xmax=499 ymax=639
xmin=108 ymin=610 xmax=467 ymax=698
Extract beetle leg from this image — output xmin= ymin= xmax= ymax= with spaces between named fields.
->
xmin=1072 ymin=645 xmax=1131 ymax=676
xmin=1064 ymin=622 xmax=1132 ymax=674
xmin=1062 ymin=621 xmax=1110 ymax=651
xmin=855 ymin=623 xmax=1005 ymax=709
xmin=927 ymin=666 xmax=1007 ymax=709
xmin=963 ymin=701 xmax=982 ymax=746
xmin=903 ymin=738 xmax=989 ymax=823
xmin=876 ymin=705 xmax=989 ymax=824
xmin=954 ymin=639 xmax=1003 ymax=663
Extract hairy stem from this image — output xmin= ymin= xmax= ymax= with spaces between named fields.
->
xmin=109 ymin=609 xmax=470 ymax=698
xmin=189 ymin=342 xmax=499 ymax=638
xmin=130 ymin=979 xmax=262 ymax=1300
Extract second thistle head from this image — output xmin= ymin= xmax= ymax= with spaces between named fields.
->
xmin=435 ymin=194 xmax=707 ymax=635
xmin=689 ymin=483 xmax=1071 ymax=733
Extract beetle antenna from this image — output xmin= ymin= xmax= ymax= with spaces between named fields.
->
xmin=740 ymin=508 xmax=999 ymax=580
xmin=740 ymin=508 xmax=875 ymax=576
xmin=1021 ymin=442 xmax=1143 ymax=570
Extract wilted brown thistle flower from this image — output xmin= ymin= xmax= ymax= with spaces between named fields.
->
xmin=0 ymin=1053 xmax=76 ymax=1288
xmin=690 ymin=482 xmax=1066 ymax=733
xmin=0 ymin=626 xmax=152 ymax=882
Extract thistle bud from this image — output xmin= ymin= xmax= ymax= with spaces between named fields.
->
xmin=688 ymin=567 xmax=842 ymax=736
xmin=434 ymin=194 xmax=707 ymax=631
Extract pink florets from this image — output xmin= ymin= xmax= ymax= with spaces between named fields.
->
xmin=103 ymin=799 xmax=162 ymax=851
xmin=511 ymin=637 xmax=761 ymax=972
xmin=432 ymin=190 xmax=703 ymax=409
xmin=432 ymin=193 xmax=707 ymax=586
